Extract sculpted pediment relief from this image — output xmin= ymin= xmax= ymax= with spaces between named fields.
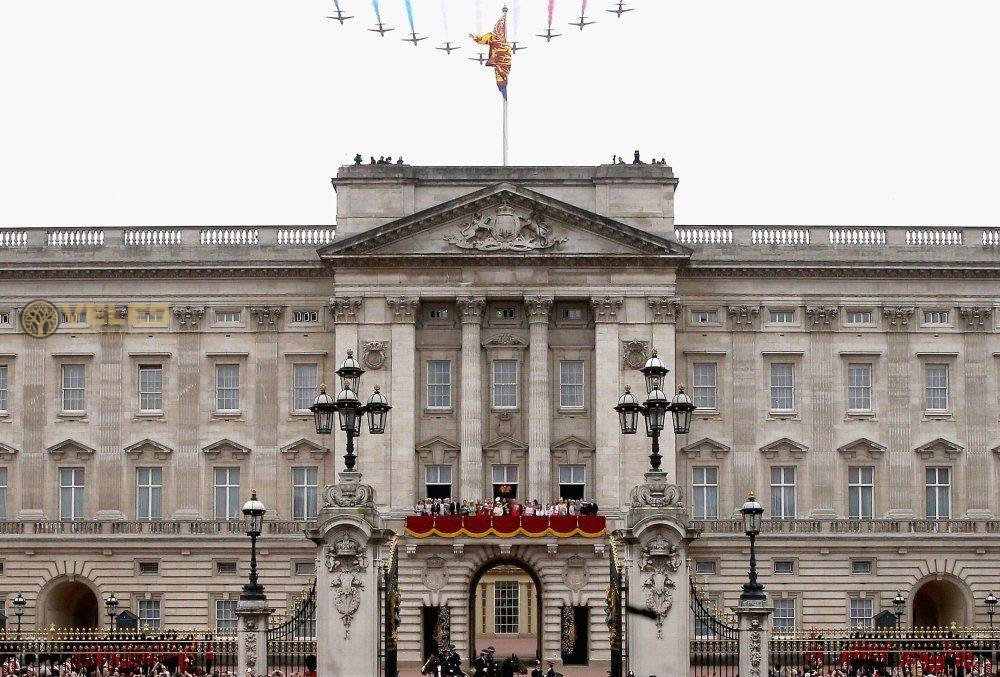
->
xmin=202 ymin=438 xmax=251 ymax=460
xmin=415 ymin=436 xmax=460 ymax=465
xmin=47 ymin=439 xmax=95 ymax=460
xmin=318 ymin=184 xmax=690 ymax=263
xmin=914 ymin=438 xmax=963 ymax=461
xmin=680 ymin=437 xmax=731 ymax=459
xmin=837 ymin=438 xmax=886 ymax=460
xmin=124 ymin=438 xmax=174 ymax=460
xmin=280 ymin=438 xmax=328 ymax=460
xmin=759 ymin=437 xmax=808 ymax=459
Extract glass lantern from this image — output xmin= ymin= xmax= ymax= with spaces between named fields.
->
xmin=615 ymin=385 xmax=641 ymax=435
xmin=366 ymin=385 xmax=392 ymax=435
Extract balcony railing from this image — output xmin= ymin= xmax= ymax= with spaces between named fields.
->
xmin=676 ymin=225 xmax=1000 ymax=249
xmin=0 ymin=519 xmax=314 ymax=535
xmin=693 ymin=518 xmax=990 ymax=534
xmin=405 ymin=514 xmax=607 ymax=538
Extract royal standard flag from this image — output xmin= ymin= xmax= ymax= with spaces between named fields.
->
xmin=471 ymin=5 xmax=513 ymax=99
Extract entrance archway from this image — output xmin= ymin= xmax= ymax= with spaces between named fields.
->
xmin=468 ymin=558 xmax=543 ymax=663
xmin=39 ymin=577 xmax=100 ymax=629
xmin=912 ymin=576 xmax=970 ymax=628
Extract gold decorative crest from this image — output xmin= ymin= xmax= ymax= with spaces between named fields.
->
xmin=20 ymin=300 xmax=59 ymax=338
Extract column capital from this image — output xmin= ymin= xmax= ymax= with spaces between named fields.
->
xmin=590 ymin=296 xmax=624 ymax=323
xmin=882 ymin=306 xmax=915 ymax=331
xmin=648 ymin=297 xmax=682 ymax=324
xmin=524 ymin=295 xmax=554 ymax=324
xmin=959 ymin=306 xmax=993 ymax=332
xmin=329 ymin=296 xmax=363 ymax=324
xmin=386 ymin=296 xmax=420 ymax=323
xmin=727 ymin=305 xmax=761 ymax=331
xmin=171 ymin=305 xmax=206 ymax=330
xmin=804 ymin=305 xmax=838 ymax=331
xmin=457 ymin=296 xmax=487 ymax=323
xmin=249 ymin=305 xmax=284 ymax=331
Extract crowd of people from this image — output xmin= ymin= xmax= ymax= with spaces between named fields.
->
xmin=412 ymin=497 xmax=600 ymax=517
xmin=772 ymin=638 xmax=998 ymax=677
xmin=421 ymin=644 xmax=565 ymax=677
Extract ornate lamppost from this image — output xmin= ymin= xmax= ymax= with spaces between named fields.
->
xmin=892 ymin=591 xmax=906 ymax=630
xmin=240 ymin=490 xmax=268 ymax=601
xmin=739 ymin=491 xmax=766 ymax=603
xmin=987 ymin=593 xmax=998 ymax=632
xmin=105 ymin=593 xmax=118 ymax=634
xmin=11 ymin=594 xmax=25 ymax=639
xmin=614 ymin=349 xmax=696 ymax=471
xmin=310 ymin=350 xmax=392 ymax=472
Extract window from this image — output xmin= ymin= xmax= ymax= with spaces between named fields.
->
xmin=138 ymin=600 xmax=161 ymax=630
xmin=847 ymin=363 xmax=872 ymax=411
xmin=694 ymin=561 xmax=717 ymax=576
xmin=691 ymin=310 xmax=717 ymax=324
xmin=59 ymin=468 xmax=84 ymax=520
xmin=561 ymin=307 xmax=583 ymax=320
xmin=215 ymin=364 xmax=240 ymax=411
xmin=492 ymin=465 xmax=519 ymax=499
xmin=0 ymin=365 xmax=7 ymax=412
xmin=845 ymin=310 xmax=874 ymax=325
xmin=558 ymin=465 xmax=586 ymax=500
xmin=774 ymin=560 xmax=795 ymax=574
xmin=850 ymin=598 xmax=874 ymax=628
xmin=848 ymin=466 xmax=874 ymax=519
xmin=851 ymin=560 xmax=873 ymax=575
xmin=770 ymin=310 xmax=795 ymax=324
xmin=923 ymin=310 xmax=950 ymax=325
xmin=426 ymin=361 xmax=452 ymax=409
xmin=213 ymin=467 xmax=241 ymax=520
xmin=0 ymin=312 xmax=9 ymax=325
xmin=59 ymin=308 xmax=88 ymax=324
xmin=138 ymin=561 xmax=159 ymax=575
xmin=61 ymin=364 xmax=86 ymax=412
xmin=428 ymin=308 xmax=449 ymax=320
xmin=769 ymin=363 xmax=795 ymax=411
xmin=692 ymin=363 xmax=717 ymax=410
xmin=292 ymin=467 xmax=318 ymax=521
xmin=559 ymin=361 xmax=585 ymax=409
xmin=497 ymin=307 xmax=516 ymax=320
xmin=292 ymin=310 xmax=318 ymax=324
xmin=925 ymin=364 xmax=949 ymax=411
xmin=135 ymin=309 xmax=165 ymax=324
xmin=425 ymin=465 xmax=453 ymax=499
xmin=215 ymin=310 xmax=241 ymax=324
xmin=492 ymin=360 xmax=518 ymax=409
xmin=136 ymin=467 xmax=163 ymax=521
xmin=0 ymin=469 xmax=7 ymax=520
xmin=691 ymin=467 xmax=719 ymax=520
xmin=295 ymin=562 xmax=316 ymax=576
xmin=292 ymin=363 xmax=318 ymax=411
xmin=925 ymin=467 xmax=951 ymax=519
xmin=138 ymin=365 xmax=163 ymax=412
xmin=773 ymin=598 xmax=796 ymax=630
xmin=216 ymin=599 xmax=238 ymax=632
xmin=217 ymin=562 xmax=238 ymax=575
xmin=494 ymin=581 xmax=520 ymax=634
xmin=770 ymin=466 xmax=796 ymax=519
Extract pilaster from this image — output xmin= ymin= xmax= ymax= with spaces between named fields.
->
xmin=18 ymin=337 xmax=46 ymax=519
xmin=728 ymin=305 xmax=761 ymax=513
xmin=174 ymin=325 xmax=203 ymax=519
xmin=458 ymin=296 xmax=486 ymax=501
xmin=805 ymin=306 xmax=837 ymax=518
xmin=649 ymin=297 xmax=680 ymax=481
xmin=95 ymin=329 xmax=125 ymax=520
xmin=252 ymin=307 xmax=282 ymax=517
xmin=387 ymin=296 xmax=419 ymax=511
xmin=883 ymin=306 xmax=915 ymax=518
xmin=525 ymin=296 xmax=554 ymax=503
xmin=591 ymin=296 xmax=623 ymax=511
xmin=960 ymin=306 xmax=993 ymax=517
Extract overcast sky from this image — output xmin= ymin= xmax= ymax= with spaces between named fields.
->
xmin=1 ymin=0 xmax=998 ymax=227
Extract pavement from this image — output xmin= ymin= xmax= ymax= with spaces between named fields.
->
xmin=399 ymin=633 xmax=609 ymax=676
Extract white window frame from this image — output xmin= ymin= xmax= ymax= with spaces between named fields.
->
xmin=492 ymin=360 xmax=518 ymax=409
xmin=215 ymin=599 xmax=238 ymax=632
xmin=770 ymin=466 xmax=796 ymax=519
xmin=426 ymin=360 xmax=453 ymax=409
xmin=493 ymin=581 xmax=520 ymax=635
xmin=691 ymin=310 xmax=718 ymax=325
xmin=559 ymin=360 xmax=585 ymax=409
xmin=773 ymin=598 xmax=796 ymax=630
xmin=691 ymin=362 xmax=718 ymax=410
xmin=215 ymin=364 xmax=240 ymax=412
xmin=694 ymin=561 xmax=717 ymax=576
xmin=558 ymin=464 xmax=586 ymax=499
xmin=561 ymin=307 xmax=584 ymax=321
xmin=925 ymin=466 xmax=951 ymax=519
xmin=850 ymin=597 xmax=874 ymax=629
xmin=769 ymin=310 xmax=796 ymax=324
xmin=0 ymin=364 xmax=7 ymax=413
xmin=769 ymin=363 xmax=795 ymax=412
xmin=291 ymin=466 xmax=319 ymax=521
xmin=59 ymin=467 xmax=85 ymax=521
xmin=292 ymin=363 xmax=319 ymax=412
xmin=847 ymin=363 xmax=873 ymax=412
xmin=427 ymin=307 xmax=450 ymax=321
xmin=492 ymin=464 xmax=519 ymax=488
xmin=213 ymin=467 xmax=241 ymax=520
xmin=922 ymin=310 xmax=951 ymax=326
xmin=138 ymin=599 xmax=161 ymax=630
xmin=0 ymin=468 xmax=7 ymax=520
xmin=138 ymin=365 xmax=164 ymax=413
xmin=291 ymin=310 xmax=319 ymax=324
xmin=848 ymin=466 xmax=875 ymax=520
xmin=136 ymin=467 xmax=163 ymax=521
xmin=214 ymin=310 xmax=242 ymax=325
xmin=924 ymin=363 xmax=949 ymax=411
xmin=691 ymin=466 xmax=719 ymax=520
xmin=773 ymin=560 xmax=796 ymax=574
xmin=61 ymin=364 xmax=86 ymax=413
xmin=844 ymin=310 xmax=875 ymax=326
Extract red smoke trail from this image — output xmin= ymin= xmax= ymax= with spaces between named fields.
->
xmin=547 ymin=0 xmax=556 ymax=28
xmin=581 ymin=0 xmax=588 ymax=12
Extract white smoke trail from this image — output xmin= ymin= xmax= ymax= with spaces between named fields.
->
xmin=440 ymin=0 xmax=449 ymax=38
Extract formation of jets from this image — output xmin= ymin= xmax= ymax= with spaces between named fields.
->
xmin=332 ymin=2 xmax=633 ymax=50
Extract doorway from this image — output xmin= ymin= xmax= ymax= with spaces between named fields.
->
xmin=469 ymin=559 xmax=543 ymax=663
xmin=912 ymin=578 xmax=969 ymax=628
xmin=561 ymin=606 xmax=590 ymax=665
xmin=40 ymin=579 xmax=99 ymax=629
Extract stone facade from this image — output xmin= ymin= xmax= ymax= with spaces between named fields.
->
xmin=0 ymin=165 xmax=997 ymax=667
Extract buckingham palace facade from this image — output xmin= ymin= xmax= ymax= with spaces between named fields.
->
xmin=0 ymin=163 xmax=998 ymax=643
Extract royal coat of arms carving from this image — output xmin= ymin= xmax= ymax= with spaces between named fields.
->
xmin=640 ymin=536 xmax=683 ymax=638
xmin=325 ymin=534 xmax=369 ymax=639
xmin=444 ymin=204 xmax=567 ymax=252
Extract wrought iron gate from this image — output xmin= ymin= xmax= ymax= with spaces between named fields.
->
xmin=606 ymin=535 xmax=628 ymax=677
xmin=382 ymin=535 xmax=401 ymax=677
xmin=267 ymin=580 xmax=317 ymax=674
xmin=689 ymin=578 xmax=740 ymax=677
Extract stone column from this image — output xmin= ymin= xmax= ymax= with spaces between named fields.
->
xmin=95 ymin=309 xmax=127 ymax=520
xmin=625 ymin=472 xmax=699 ymax=677
xmin=728 ymin=306 xmax=761 ymax=513
xmin=172 ymin=305 xmax=206 ymax=518
xmin=330 ymin=297 xmax=362 ymax=479
xmin=306 ymin=472 xmax=387 ymax=677
xmin=735 ymin=602 xmax=774 ymax=677
xmin=959 ymin=306 xmax=993 ymax=517
xmin=591 ymin=297 xmax=623 ymax=511
xmin=250 ymin=306 xmax=284 ymax=515
xmin=387 ymin=296 xmax=419 ymax=512
xmin=649 ymin=298 xmax=681 ymax=480
xmin=236 ymin=599 xmax=274 ymax=677
xmin=458 ymin=297 xmax=486 ymax=501
xmin=804 ymin=306 xmax=838 ymax=518
xmin=883 ymin=306 xmax=916 ymax=518
xmin=525 ymin=296 xmax=553 ymax=502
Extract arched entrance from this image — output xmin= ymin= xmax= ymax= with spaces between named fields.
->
xmin=39 ymin=577 xmax=100 ymax=629
xmin=468 ymin=558 xmax=543 ymax=663
xmin=912 ymin=576 xmax=970 ymax=628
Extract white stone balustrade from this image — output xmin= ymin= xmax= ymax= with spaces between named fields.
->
xmin=0 ymin=230 xmax=28 ymax=247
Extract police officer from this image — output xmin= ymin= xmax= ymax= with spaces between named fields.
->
xmin=472 ymin=649 xmax=490 ymax=677
xmin=531 ymin=659 xmax=545 ymax=677
xmin=444 ymin=644 xmax=463 ymax=676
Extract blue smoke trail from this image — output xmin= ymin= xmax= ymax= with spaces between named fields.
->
xmin=371 ymin=0 xmax=382 ymax=23
xmin=332 ymin=0 xmax=341 ymax=10
xmin=403 ymin=0 xmax=415 ymax=33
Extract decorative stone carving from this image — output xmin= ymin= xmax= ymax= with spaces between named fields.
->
xmin=422 ymin=556 xmax=448 ymax=591
xmin=836 ymin=438 xmax=886 ymax=460
xmin=882 ymin=306 xmax=915 ymax=330
xmin=630 ymin=471 xmax=684 ymax=509
xmin=590 ymin=296 xmax=624 ymax=323
xmin=759 ymin=437 xmax=809 ymax=460
xmin=46 ymin=439 xmax=96 ymax=461
xmin=323 ymin=472 xmax=375 ymax=508
xmin=202 ymin=439 xmax=251 ymax=460
xmin=959 ymin=306 xmax=993 ymax=331
xmin=329 ymin=297 xmax=362 ymax=324
xmin=524 ymin=296 xmax=554 ymax=323
xmin=727 ymin=305 xmax=761 ymax=331
xmin=95 ymin=304 xmax=129 ymax=327
xmin=444 ymin=203 xmax=566 ymax=251
xmin=483 ymin=332 xmax=527 ymax=347
xmin=621 ymin=339 xmax=650 ymax=370
xmin=325 ymin=534 xmax=368 ymax=639
xmin=279 ymin=438 xmax=327 ymax=460
xmin=249 ymin=305 xmax=283 ymax=330
xmin=804 ymin=306 xmax=839 ymax=329
xmin=648 ymin=297 xmax=682 ymax=324
xmin=361 ymin=340 xmax=390 ymax=370
xmin=386 ymin=296 xmax=420 ymax=323
xmin=680 ymin=438 xmax=731 ymax=460
xmin=561 ymin=555 xmax=589 ymax=592
xmin=639 ymin=533 xmax=683 ymax=638
xmin=123 ymin=438 xmax=174 ymax=460
xmin=243 ymin=617 xmax=258 ymax=669
xmin=456 ymin=296 xmax=486 ymax=323
xmin=748 ymin=618 xmax=763 ymax=677
xmin=172 ymin=305 xmax=205 ymax=329
xmin=914 ymin=438 xmax=964 ymax=461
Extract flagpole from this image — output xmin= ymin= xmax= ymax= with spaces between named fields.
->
xmin=502 ymin=98 xmax=509 ymax=166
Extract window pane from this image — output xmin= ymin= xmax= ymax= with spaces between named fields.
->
xmin=692 ymin=363 xmax=717 ymax=410
xmin=62 ymin=364 xmax=86 ymax=411
xmin=427 ymin=361 xmax=452 ymax=408
xmin=847 ymin=364 xmax=872 ymax=410
xmin=0 ymin=365 xmax=7 ymax=412
xmin=292 ymin=363 xmax=318 ymax=411
xmin=216 ymin=364 xmax=240 ymax=410
xmin=559 ymin=361 xmax=585 ymax=409
xmin=770 ymin=363 xmax=794 ymax=410
xmin=492 ymin=360 xmax=518 ymax=408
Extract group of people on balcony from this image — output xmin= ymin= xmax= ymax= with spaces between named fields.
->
xmin=412 ymin=497 xmax=600 ymax=518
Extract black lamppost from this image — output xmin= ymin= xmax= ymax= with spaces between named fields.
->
xmin=12 ymin=594 xmax=25 ymax=639
xmin=240 ymin=490 xmax=268 ymax=601
xmin=892 ymin=591 xmax=906 ymax=630
xmin=739 ymin=491 xmax=766 ymax=603
xmin=105 ymin=593 xmax=118 ymax=633
xmin=987 ymin=593 xmax=998 ymax=631
xmin=614 ymin=349 xmax=696 ymax=472
xmin=310 ymin=350 xmax=392 ymax=472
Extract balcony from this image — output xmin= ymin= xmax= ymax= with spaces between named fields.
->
xmin=404 ymin=514 xmax=607 ymax=538
xmin=0 ymin=519 xmax=313 ymax=536
xmin=693 ymin=518 xmax=994 ymax=535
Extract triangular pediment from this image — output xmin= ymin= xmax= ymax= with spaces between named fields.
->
xmin=319 ymin=184 xmax=690 ymax=264
xmin=0 ymin=442 xmax=18 ymax=460
xmin=915 ymin=437 xmax=963 ymax=460
xmin=837 ymin=438 xmax=886 ymax=459
xmin=124 ymin=438 xmax=174 ymax=459
xmin=759 ymin=437 xmax=808 ymax=458
xmin=551 ymin=435 xmax=594 ymax=464
xmin=680 ymin=437 xmax=731 ymax=459
xmin=202 ymin=438 xmax=251 ymax=458
xmin=415 ymin=435 xmax=461 ymax=465
xmin=47 ymin=439 xmax=95 ymax=459
xmin=415 ymin=435 xmax=461 ymax=453
xmin=484 ymin=434 xmax=529 ymax=453
xmin=280 ymin=438 xmax=328 ymax=459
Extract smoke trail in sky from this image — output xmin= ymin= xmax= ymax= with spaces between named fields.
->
xmin=581 ymin=0 xmax=588 ymax=12
xmin=332 ymin=0 xmax=341 ymax=10
xmin=547 ymin=0 xmax=556 ymax=28
xmin=475 ymin=0 xmax=483 ymax=32
xmin=371 ymin=0 xmax=381 ymax=23
xmin=440 ymin=0 xmax=449 ymax=38
xmin=510 ymin=0 xmax=520 ymax=39
xmin=403 ymin=0 xmax=415 ymax=33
